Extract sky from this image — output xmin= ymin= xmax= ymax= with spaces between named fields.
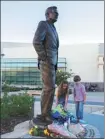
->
xmin=1 ymin=1 xmax=104 ymax=45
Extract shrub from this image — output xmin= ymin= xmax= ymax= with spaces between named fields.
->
xmin=1 ymin=92 xmax=34 ymax=120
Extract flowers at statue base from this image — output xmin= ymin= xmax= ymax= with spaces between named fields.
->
xmin=28 ymin=126 xmax=50 ymax=137
xmin=28 ymin=125 xmax=60 ymax=137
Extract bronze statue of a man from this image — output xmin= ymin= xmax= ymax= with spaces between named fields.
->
xmin=33 ymin=6 xmax=59 ymax=125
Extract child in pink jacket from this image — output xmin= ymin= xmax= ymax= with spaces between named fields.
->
xmin=73 ymin=75 xmax=86 ymax=122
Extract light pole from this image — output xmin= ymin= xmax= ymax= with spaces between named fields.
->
xmin=1 ymin=53 xmax=5 ymax=93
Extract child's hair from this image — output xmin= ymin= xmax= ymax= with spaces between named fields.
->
xmin=57 ymin=80 xmax=69 ymax=97
xmin=73 ymin=75 xmax=81 ymax=82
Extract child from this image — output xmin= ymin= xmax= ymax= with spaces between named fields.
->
xmin=73 ymin=75 xmax=86 ymax=122
xmin=55 ymin=81 xmax=69 ymax=110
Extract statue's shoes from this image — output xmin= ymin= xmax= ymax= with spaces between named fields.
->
xmin=32 ymin=115 xmax=52 ymax=126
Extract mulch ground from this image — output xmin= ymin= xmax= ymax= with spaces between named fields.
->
xmin=1 ymin=115 xmax=30 ymax=135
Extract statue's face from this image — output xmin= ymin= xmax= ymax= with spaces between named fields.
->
xmin=48 ymin=8 xmax=59 ymax=22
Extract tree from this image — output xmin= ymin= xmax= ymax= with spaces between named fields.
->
xmin=56 ymin=69 xmax=74 ymax=86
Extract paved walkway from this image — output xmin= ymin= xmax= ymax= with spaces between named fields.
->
xmin=68 ymin=100 xmax=104 ymax=106
xmin=34 ymin=96 xmax=104 ymax=106
xmin=83 ymin=113 xmax=104 ymax=138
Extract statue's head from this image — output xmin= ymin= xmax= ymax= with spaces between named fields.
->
xmin=45 ymin=6 xmax=59 ymax=23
